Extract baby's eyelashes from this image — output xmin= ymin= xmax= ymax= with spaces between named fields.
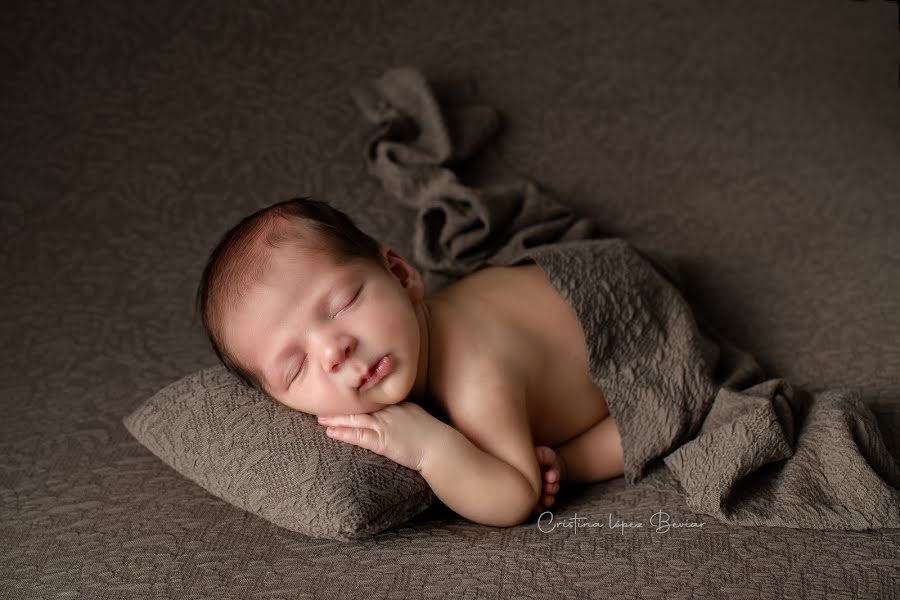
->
xmin=332 ymin=286 xmax=362 ymax=318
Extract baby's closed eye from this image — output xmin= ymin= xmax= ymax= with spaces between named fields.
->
xmin=333 ymin=285 xmax=362 ymax=318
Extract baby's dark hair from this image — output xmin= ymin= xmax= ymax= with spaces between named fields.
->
xmin=194 ymin=197 xmax=384 ymax=394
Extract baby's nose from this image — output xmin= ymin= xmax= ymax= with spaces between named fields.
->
xmin=327 ymin=336 xmax=356 ymax=372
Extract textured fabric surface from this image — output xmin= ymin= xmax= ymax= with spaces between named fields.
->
xmin=123 ymin=366 xmax=435 ymax=540
xmin=529 ymin=240 xmax=900 ymax=529
xmin=2 ymin=1 xmax=899 ymax=599
xmin=351 ymin=66 xmax=601 ymax=293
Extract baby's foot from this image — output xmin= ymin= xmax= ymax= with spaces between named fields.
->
xmin=532 ymin=445 xmax=568 ymax=514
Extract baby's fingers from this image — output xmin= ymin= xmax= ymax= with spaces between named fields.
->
xmin=318 ymin=413 xmax=376 ymax=428
xmin=325 ymin=426 xmax=380 ymax=451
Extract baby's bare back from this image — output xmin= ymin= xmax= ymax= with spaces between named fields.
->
xmin=429 ymin=260 xmax=609 ymax=447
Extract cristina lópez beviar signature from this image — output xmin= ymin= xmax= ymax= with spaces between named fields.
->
xmin=537 ymin=510 xmax=707 ymax=535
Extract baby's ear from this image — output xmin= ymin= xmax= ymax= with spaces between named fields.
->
xmin=379 ymin=246 xmax=425 ymax=301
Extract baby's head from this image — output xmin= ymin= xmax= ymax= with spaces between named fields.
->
xmin=195 ymin=197 xmax=431 ymax=416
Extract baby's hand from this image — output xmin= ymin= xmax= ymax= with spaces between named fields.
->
xmin=317 ymin=402 xmax=442 ymax=472
xmin=532 ymin=445 xmax=568 ymax=514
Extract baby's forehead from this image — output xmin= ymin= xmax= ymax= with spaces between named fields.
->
xmin=260 ymin=243 xmax=343 ymax=276
xmin=254 ymin=248 xmax=377 ymax=295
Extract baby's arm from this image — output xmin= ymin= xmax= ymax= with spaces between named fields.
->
xmin=420 ymin=380 xmax=542 ymax=528
xmin=421 ymin=424 xmax=541 ymax=527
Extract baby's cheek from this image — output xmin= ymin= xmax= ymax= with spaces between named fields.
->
xmin=372 ymin=303 xmax=413 ymax=340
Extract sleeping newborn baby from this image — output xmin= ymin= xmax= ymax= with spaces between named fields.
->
xmin=197 ymin=197 xmax=624 ymax=527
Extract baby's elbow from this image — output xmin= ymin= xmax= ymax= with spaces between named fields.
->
xmin=512 ymin=492 xmax=540 ymax=527
xmin=510 ymin=502 xmax=538 ymax=528
xmin=492 ymin=483 xmax=540 ymax=528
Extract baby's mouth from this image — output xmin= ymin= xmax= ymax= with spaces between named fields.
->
xmin=358 ymin=355 xmax=393 ymax=391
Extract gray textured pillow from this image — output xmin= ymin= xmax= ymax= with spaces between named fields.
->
xmin=122 ymin=365 xmax=435 ymax=541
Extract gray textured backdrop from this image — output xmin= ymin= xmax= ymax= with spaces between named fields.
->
xmin=2 ymin=1 xmax=899 ymax=599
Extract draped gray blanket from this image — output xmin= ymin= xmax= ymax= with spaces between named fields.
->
xmin=350 ymin=66 xmax=900 ymax=530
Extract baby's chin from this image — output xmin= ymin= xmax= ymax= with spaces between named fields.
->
xmin=358 ymin=393 xmax=405 ymax=414
xmin=362 ymin=382 xmax=417 ymax=413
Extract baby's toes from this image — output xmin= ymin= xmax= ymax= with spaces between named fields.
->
xmin=542 ymin=476 xmax=559 ymax=494
xmin=535 ymin=445 xmax=555 ymax=467
xmin=543 ymin=468 xmax=558 ymax=484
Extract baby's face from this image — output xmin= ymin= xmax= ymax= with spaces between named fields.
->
xmin=225 ymin=244 xmax=428 ymax=416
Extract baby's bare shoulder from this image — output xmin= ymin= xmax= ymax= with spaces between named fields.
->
xmin=441 ymin=356 xmax=527 ymax=429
